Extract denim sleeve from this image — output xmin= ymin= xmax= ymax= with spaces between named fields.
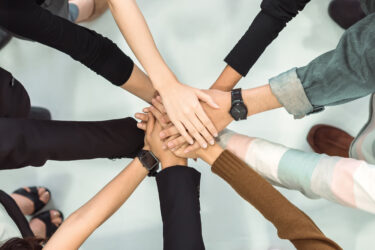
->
xmin=270 ymin=13 xmax=375 ymax=118
xmin=361 ymin=0 xmax=375 ymax=14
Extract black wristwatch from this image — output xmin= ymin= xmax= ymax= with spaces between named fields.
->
xmin=137 ymin=150 xmax=160 ymax=177
xmin=229 ymin=88 xmax=248 ymax=121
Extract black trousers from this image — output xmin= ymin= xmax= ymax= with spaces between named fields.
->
xmin=156 ymin=166 xmax=205 ymax=250
xmin=0 ymin=67 xmax=144 ymax=170
xmin=0 ymin=0 xmax=134 ymax=86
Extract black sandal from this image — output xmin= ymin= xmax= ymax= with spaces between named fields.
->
xmin=32 ymin=210 xmax=64 ymax=239
xmin=13 ymin=186 xmax=51 ymax=214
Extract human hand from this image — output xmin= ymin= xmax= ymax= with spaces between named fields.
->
xmin=139 ymin=111 xmax=186 ymax=169
xmin=157 ymin=89 xmax=233 ymax=152
xmin=157 ymin=82 xmax=220 ymax=149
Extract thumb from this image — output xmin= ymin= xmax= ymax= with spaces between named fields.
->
xmin=195 ymin=89 xmax=220 ymax=109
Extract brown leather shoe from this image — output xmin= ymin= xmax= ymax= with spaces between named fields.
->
xmin=328 ymin=0 xmax=366 ymax=29
xmin=307 ymin=124 xmax=354 ymax=157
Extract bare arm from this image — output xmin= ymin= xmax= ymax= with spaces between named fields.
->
xmin=44 ymin=158 xmax=148 ymax=250
xmin=107 ymin=0 xmax=219 ymax=149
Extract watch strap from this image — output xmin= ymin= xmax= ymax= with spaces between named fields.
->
xmin=231 ymin=88 xmax=243 ymax=103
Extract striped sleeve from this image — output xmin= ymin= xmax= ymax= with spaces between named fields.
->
xmin=217 ymin=129 xmax=375 ymax=214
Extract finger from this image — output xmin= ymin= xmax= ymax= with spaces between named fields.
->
xmin=195 ymin=105 xmax=218 ymax=139
xmin=195 ymin=89 xmax=219 ymax=109
xmin=137 ymin=122 xmax=147 ymax=131
xmin=184 ymin=142 xmax=201 ymax=154
xmin=167 ymin=135 xmax=186 ymax=150
xmin=160 ymin=126 xmax=179 ymax=139
xmin=183 ymin=118 xmax=207 ymax=148
xmin=174 ymin=121 xmax=194 ymax=145
xmin=135 ymin=112 xmax=149 ymax=122
xmin=143 ymin=107 xmax=151 ymax=113
xmin=145 ymin=113 xmax=155 ymax=138
xmin=151 ymin=98 xmax=167 ymax=114
xmin=149 ymin=106 xmax=169 ymax=128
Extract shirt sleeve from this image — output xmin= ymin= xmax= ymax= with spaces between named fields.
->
xmin=0 ymin=117 xmax=144 ymax=170
xmin=156 ymin=166 xmax=205 ymax=250
xmin=0 ymin=0 xmax=134 ymax=86
xmin=218 ymin=129 xmax=375 ymax=214
xmin=212 ymin=150 xmax=341 ymax=250
xmin=225 ymin=0 xmax=310 ymax=76
xmin=269 ymin=13 xmax=375 ymax=118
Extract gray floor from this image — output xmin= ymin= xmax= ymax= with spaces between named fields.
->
xmin=0 ymin=0 xmax=374 ymax=249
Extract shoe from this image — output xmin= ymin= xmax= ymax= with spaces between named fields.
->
xmin=350 ymin=94 xmax=375 ymax=163
xmin=307 ymin=124 xmax=354 ymax=157
xmin=0 ymin=29 xmax=12 ymax=50
xmin=328 ymin=0 xmax=366 ymax=29
xmin=29 ymin=107 xmax=52 ymax=120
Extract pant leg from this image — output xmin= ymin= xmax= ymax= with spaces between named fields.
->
xmin=0 ymin=67 xmax=30 ymax=118
xmin=0 ymin=0 xmax=134 ymax=86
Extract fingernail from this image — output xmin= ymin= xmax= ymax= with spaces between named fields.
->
xmin=214 ymin=133 xmax=218 ymax=137
xmin=135 ymin=114 xmax=140 ymax=118
xmin=202 ymin=143 xmax=207 ymax=149
xmin=168 ymin=142 xmax=174 ymax=148
xmin=160 ymin=132 xmax=165 ymax=138
xmin=162 ymin=145 xmax=167 ymax=150
xmin=171 ymin=148 xmax=176 ymax=152
xmin=189 ymin=140 xmax=194 ymax=145
xmin=209 ymin=139 xmax=215 ymax=145
xmin=184 ymin=149 xmax=190 ymax=153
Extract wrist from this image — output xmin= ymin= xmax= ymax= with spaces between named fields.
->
xmin=197 ymin=144 xmax=224 ymax=165
xmin=151 ymin=71 xmax=178 ymax=91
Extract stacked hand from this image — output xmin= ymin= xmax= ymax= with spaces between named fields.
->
xmin=136 ymin=89 xmax=234 ymax=156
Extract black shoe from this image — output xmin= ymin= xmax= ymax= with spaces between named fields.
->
xmin=29 ymin=107 xmax=52 ymax=120
xmin=0 ymin=29 xmax=12 ymax=50
xmin=328 ymin=0 xmax=366 ymax=29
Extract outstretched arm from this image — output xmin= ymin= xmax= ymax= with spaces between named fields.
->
xmin=217 ymin=129 xmax=375 ymax=214
xmin=43 ymin=157 xmax=148 ymax=250
xmin=107 ymin=0 xmax=219 ymax=149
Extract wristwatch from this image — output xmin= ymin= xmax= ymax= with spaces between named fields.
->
xmin=229 ymin=88 xmax=248 ymax=121
xmin=137 ymin=150 xmax=160 ymax=177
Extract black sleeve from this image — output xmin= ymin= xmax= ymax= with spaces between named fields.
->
xmin=225 ymin=0 xmax=311 ymax=76
xmin=0 ymin=67 xmax=30 ymax=118
xmin=0 ymin=0 xmax=134 ymax=86
xmin=0 ymin=117 xmax=144 ymax=170
xmin=156 ymin=166 xmax=205 ymax=250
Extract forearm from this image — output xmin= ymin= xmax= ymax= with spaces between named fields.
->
xmin=44 ymin=158 xmax=148 ymax=250
xmin=210 ymin=65 xmax=242 ymax=91
xmin=121 ymin=65 xmax=157 ymax=103
xmin=218 ymin=129 xmax=375 ymax=214
xmin=108 ymin=0 xmax=176 ymax=89
xmin=157 ymin=166 xmax=205 ymax=250
xmin=0 ymin=117 xmax=144 ymax=170
xmin=243 ymin=85 xmax=282 ymax=116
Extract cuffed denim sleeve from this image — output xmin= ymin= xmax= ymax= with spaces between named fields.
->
xmin=269 ymin=68 xmax=314 ymax=119
xmin=270 ymin=13 xmax=375 ymax=119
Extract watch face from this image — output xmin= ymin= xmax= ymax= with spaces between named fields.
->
xmin=230 ymin=103 xmax=248 ymax=121
xmin=140 ymin=151 xmax=159 ymax=171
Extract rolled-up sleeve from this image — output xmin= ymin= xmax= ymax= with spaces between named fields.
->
xmin=270 ymin=13 xmax=375 ymax=118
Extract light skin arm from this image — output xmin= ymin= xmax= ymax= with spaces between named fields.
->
xmin=43 ymin=157 xmax=148 ymax=250
xmin=44 ymin=114 xmax=175 ymax=250
xmin=120 ymin=65 xmax=157 ymax=103
xmin=147 ymin=85 xmax=281 ymax=151
xmin=107 ymin=0 xmax=219 ymax=148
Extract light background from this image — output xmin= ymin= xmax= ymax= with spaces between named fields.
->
xmin=0 ymin=0 xmax=374 ymax=249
